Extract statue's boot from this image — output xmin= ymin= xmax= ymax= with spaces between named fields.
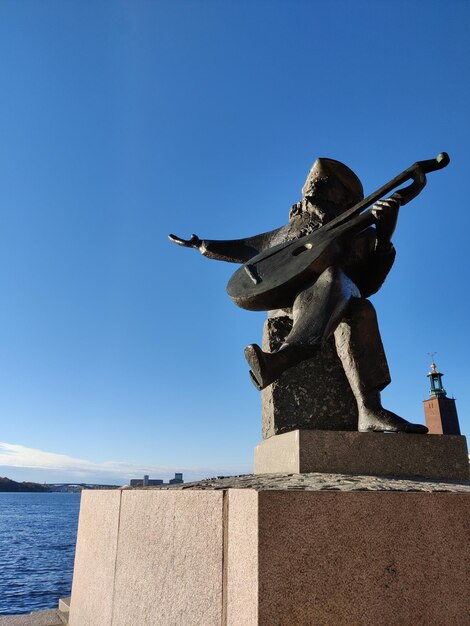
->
xmin=357 ymin=391 xmax=428 ymax=434
xmin=244 ymin=343 xmax=309 ymax=390
xmin=245 ymin=268 xmax=357 ymax=390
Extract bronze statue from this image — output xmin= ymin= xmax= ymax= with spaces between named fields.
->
xmin=170 ymin=153 xmax=449 ymax=434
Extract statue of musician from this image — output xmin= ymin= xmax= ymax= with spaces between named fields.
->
xmin=170 ymin=158 xmax=428 ymax=434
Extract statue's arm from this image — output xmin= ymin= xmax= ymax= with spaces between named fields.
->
xmin=169 ymin=226 xmax=284 ymax=264
xmin=359 ymin=244 xmax=396 ymax=297
xmin=357 ymin=197 xmax=399 ymax=296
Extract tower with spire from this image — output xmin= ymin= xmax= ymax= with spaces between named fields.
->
xmin=423 ymin=357 xmax=461 ymax=435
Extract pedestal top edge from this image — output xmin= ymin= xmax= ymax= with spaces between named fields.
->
xmin=122 ymin=472 xmax=470 ymax=494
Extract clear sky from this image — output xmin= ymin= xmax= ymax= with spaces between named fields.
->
xmin=0 ymin=0 xmax=469 ymax=484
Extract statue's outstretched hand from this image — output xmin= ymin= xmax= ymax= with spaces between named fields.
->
xmin=371 ymin=197 xmax=400 ymax=245
xmin=168 ymin=233 xmax=202 ymax=250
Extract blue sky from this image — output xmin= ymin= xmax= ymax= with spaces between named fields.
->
xmin=0 ymin=0 xmax=469 ymax=484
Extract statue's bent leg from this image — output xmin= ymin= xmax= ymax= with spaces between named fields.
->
xmin=245 ymin=267 xmax=358 ymax=390
xmin=284 ymin=266 xmax=360 ymax=349
xmin=334 ymin=299 xmax=428 ymax=434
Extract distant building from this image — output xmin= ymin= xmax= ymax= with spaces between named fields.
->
xmin=129 ymin=472 xmax=183 ymax=487
xmin=169 ymin=472 xmax=183 ymax=484
xmin=423 ymin=360 xmax=461 ymax=435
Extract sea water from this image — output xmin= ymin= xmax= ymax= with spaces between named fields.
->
xmin=0 ymin=492 xmax=81 ymax=615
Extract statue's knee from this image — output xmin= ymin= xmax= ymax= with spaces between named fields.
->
xmin=347 ymin=298 xmax=379 ymax=331
xmin=349 ymin=297 xmax=374 ymax=315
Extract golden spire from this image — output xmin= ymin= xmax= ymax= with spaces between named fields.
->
xmin=427 ymin=352 xmax=440 ymax=375
xmin=426 ymin=352 xmax=446 ymax=397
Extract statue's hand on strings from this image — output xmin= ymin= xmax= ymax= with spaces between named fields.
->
xmin=168 ymin=233 xmax=202 ymax=250
xmin=371 ymin=197 xmax=400 ymax=248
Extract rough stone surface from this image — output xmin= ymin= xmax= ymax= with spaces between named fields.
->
xmin=68 ymin=490 xmax=223 ymax=626
xmin=56 ymin=599 xmax=69 ymax=615
xmin=0 ymin=610 xmax=67 ymax=626
xmin=254 ymin=429 xmax=470 ymax=480
xmin=68 ymin=490 xmax=121 ymax=626
xmin=261 ymin=315 xmax=357 ymax=438
xmin=68 ymin=482 xmax=470 ymax=625
xmin=256 ymin=490 xmax=470 ymax=625
xmin=134 ymin=471 xmax=470 ymax=493
xmin=226 ymin=490 xmax=258 ymax=626
xmin=111 ymin=490 xmax=223 ymax=626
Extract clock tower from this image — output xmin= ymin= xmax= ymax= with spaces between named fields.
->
xmin=423 ymin=359 xmax=461 ymax=435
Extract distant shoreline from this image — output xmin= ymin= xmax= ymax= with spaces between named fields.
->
xmin=0 ymin=476 xmax=49 ymax=492
xmin=0 ymin=476 xmax=120 ymax=492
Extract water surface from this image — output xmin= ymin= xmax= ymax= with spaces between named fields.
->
xmin=0 ymin=492 xmax=80 ymax=615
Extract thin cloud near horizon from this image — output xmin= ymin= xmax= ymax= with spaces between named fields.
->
xmin=0 ymin=441 xmax=248 ymax=482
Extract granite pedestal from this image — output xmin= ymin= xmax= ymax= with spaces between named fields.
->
xmin=68 ymin=476 xmax=470 ymax=626
xmin=254 ymin=429 xmax=470 ymax=480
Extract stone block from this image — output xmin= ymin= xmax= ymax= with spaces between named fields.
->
xmin=68 ymin=483 xmax=470 ymax=625
xmin=251 ymin=490 xmax=470 ymax=625
xmin=254 ymin=429 xmax=470 ymax=480
xmin=69 ymin=490 xmax=121 ymax=626
xmin=0 ymin=611 xmax=65 ymax=626
xmin=112 ymin=490 xmax=223 ymax=626
xmin=261 ymin=316 xmax=357 ymax=438
xmin=57 ymin=597 xmax=70 ymax=613
xmin=68 ymin=489 xmax=223 ymax=626
xmin=226 ymin=490 xmax=258 ymax=626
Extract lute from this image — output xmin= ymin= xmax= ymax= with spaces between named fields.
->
xmin=227 ymin=153 xmax=450 ymax=311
